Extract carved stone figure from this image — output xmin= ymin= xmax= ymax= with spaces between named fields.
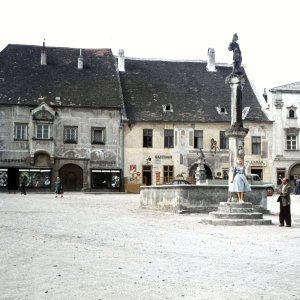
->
xmin=228 ymin=33 xmax=242 ymax=74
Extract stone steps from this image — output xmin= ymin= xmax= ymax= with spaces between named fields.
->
xmin=207 ymin=201 xmax=272 ymax=226
xmin=208 ymin=218 xmax=273 ymax=226
xmin=210 ymin=211 xmax=263 ymax=219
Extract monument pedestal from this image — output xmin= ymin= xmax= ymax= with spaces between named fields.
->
xmin=208 ymin=202 xmax=272 ymax=225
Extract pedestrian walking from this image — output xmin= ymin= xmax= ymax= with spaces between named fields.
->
xmin=277 ymin=177 xmax=292 ymax=227
xmin=55 ymin=177 xmax=63 ymax=198
xmin=20 ymin=175 xmax=28 ymax=195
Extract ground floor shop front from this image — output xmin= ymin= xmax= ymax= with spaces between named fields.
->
xmin=0 ymin=164 xmax=123 ymax=192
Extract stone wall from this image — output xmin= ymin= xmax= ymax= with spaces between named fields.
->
xmin=140 ymin=185 xmax=269 ymax=214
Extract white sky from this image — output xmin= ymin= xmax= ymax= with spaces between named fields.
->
xmin=1 ymin=0 xmax=300 ymax=98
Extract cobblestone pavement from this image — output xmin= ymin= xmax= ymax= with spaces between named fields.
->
xmin=0 ymin=192 xmax=300 ymax=300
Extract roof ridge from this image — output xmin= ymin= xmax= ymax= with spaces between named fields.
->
xmin=123 ymin=56 xmax=231 ymax=66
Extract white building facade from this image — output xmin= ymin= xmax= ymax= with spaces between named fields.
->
xmin=269 ymin=82 xmax=300 ymax=185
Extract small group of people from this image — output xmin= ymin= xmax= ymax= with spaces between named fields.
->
xmin=230 ymin=157 xmax=292 ymax=227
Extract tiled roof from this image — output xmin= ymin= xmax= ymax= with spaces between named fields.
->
xmin=0 ymin=44 xmax=123 ymax=108
xmin=120 ymin=59 xmax=270 ymax=123
xmin=270 ymin=81 xmax=300 ymax=93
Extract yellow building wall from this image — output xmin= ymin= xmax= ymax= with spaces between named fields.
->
xmin=124 ymin=121 xmax=273 ymax=191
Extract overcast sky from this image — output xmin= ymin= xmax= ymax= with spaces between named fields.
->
xmin=1 ymin=0 xmax=299 ymax=99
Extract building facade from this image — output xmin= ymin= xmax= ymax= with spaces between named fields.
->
xmin=0 ymin=44 xmax=125 ymax=192
xmin=119 ymin=52 xmax=273 ymax=192
xmin=269 ymin=82 xmax=300 ymax=185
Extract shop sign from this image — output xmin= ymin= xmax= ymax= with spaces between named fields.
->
xmin=99 ymin=161 xmax=116 ymax=166
xmin=130 ymin=165 xmax=137 ymax=172
xmin=248 ymin=160 xmax=267 ymax=166
xmin=155 ymin=155 xmax=172 ymax=159
xmin=0 ymin=158 xmax=26 ymax=163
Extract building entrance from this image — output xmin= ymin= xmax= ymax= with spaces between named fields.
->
xmin=142 ymin=165 xmax=152 ymax=185
xmin=59 ymin=164 xmax=83 ymax=191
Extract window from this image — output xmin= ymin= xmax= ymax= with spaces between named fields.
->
xmin=64 ymin=127 xmax=78 ymax=143
xmin=164 ymin=129 xmax=174 ymax=148
xmin=91 ymin=169 xmax=120 ymax=189
xmin=287 ymin=135 xmax=297 ymax=150
xmin=194 ymin=130 xmax=203 ymax=149
xmin=92 ymin=128 xmax=105 ymax=144
xmin=289 ymin=110 xmax=295 ymax=118
xmin=36 ymin=124 xmax=50 ymax=139
xmin=14 ymin=123 xmax=28 ymax=140
xmin=220 ymin=131 xmax=229 ymax=149
xmin=163 ymin=165 xmax=174 ymax=183
xmin=162 ymin=104 xmax=173 ymax=112
xmin=251 ymin=136 xmax=261 ymax=154
xmin=143 ymin=129 xmax=153 ymax=148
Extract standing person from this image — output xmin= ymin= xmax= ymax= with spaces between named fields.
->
xmin=20 ymin=175 xmax=27 ymax=195
xmin=277 ymin=175 xmax=282 ymax=187
xmin=295 ymin=176 xmax=300 ymax=195
xmin=55 ymin=177 xmax=63 ymax=198
xmin=230 ymin=157 xmax=251 ymax=203
xmin=277 ymin=177 xmax=292 ymax=227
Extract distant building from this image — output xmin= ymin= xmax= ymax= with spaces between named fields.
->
xmin=269 ymin=81 xmax=300 ymax=184
xmin=119 ymin=51 xmax=273 ymax=192
xmin=0 ymin=44 xmax=126 ymax=192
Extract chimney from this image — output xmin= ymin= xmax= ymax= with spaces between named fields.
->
xmin=206 ymin=48 xmax=216 ymax=72
xmin=78 ymin=49 xmax=83 ymax=70
xmin=118 ymin=49 xmax=125 ymax=72
xmin=41 ymin=39 xmax=47 ymax=66
xmin=263 ymin=88 xmax=268 ymax=102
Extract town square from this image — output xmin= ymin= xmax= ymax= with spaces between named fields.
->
xmin=0 ymin=192 xmax=300 ymax=299
xmin=1 ymin=0 xmax=300 ymax=299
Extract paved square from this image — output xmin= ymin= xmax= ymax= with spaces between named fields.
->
xmin=0 ymin=192 xmax=300 ymax=299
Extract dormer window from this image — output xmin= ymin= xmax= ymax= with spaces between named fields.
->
xmin=216 ymin=106 xmax=227 ymax=115
xmin=162 ymin=104 xmax=173 ymax=112
xmin=287 ymin=106 xmax=297 ymax=119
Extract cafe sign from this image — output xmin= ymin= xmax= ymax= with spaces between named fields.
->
xmin=248 ymin=160 xmax=267 ymax=167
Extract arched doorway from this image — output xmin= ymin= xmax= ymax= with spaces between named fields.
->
xmin=189 ymin=164 xmax=213 ymax=183
xmin=289 ymin=163 xmax=300 ymax=186
xmin=59 ymin=164 xmax=83 ymax=191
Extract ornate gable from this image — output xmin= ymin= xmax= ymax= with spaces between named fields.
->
xmin=32 ymin=102 xmax=55 ymax=121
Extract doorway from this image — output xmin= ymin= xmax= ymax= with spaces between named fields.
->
xmin=142 ymin=165 xmax=152 ymax=186
xmin=59 ymin=164 xmax=83 ymax=191
xmin=7 ymin=168 xmax=19 ymax=192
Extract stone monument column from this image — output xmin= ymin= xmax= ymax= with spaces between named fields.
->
xmin=225 ymin=33 xmax=249 ymax=200
xmin=207 ymin=34 xmax=272 ymax=224
xmin=225 ymin=74 xmax=249 ymax=172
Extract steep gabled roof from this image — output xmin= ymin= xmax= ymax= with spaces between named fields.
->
xmin=0 ymin=44 xmax=123 ymax=109
xmin=120 ymin=58 xmax=270 ymax=123
xmin=270 ymin=81 xmax=300 ymax=93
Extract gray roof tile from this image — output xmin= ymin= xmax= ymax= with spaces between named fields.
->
xmin=0 ymin=44 xmax=123 ymax=108
xmin=120 ymin=59 xmax=269 ymax=123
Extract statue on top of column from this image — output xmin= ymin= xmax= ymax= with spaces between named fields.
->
xmin=228 ymin=33 xmax=242 ymax=75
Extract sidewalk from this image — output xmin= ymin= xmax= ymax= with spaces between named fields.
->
xmin=0 ymin=193 xmax=299 ymax=300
